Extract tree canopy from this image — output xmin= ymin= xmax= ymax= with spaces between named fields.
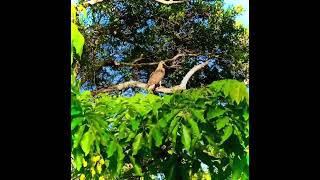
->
xmin=72 ymin=0 xmax=248 ymax=95
xmin=71 ymin=0 xmax=249 ymax=179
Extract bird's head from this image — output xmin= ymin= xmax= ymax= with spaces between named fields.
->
xmin=158 ymin=61 xmax=167 ymax=68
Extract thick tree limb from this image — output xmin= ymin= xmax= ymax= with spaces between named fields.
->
xmin=83 ymin=0 xmax=103 ymax=6
xmin=93 ymin=60 xmax=211 ymax=95
xmin=180 ymin=60 xmax=210 ymax=89
xmin=93 ymin=81 xmax=147 ymax=94
xmin=155 ymin=0 xmax=186 ymax=5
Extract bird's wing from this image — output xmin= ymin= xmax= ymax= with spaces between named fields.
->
xmin=147 ymin=69 xmax=165 ymax=85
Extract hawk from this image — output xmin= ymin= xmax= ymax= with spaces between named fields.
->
xmin=147 ymin=61 xmax=166 ymax=90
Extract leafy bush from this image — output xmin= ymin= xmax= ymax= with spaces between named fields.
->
xmin=71 ymin=79 xmax=249 ymax=179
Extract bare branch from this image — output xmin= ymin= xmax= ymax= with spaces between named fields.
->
xmin=155 ymin=0 xmax=186 ymax=5
xmin=155 ymin=85 xmax=182 ymax=93
xmin=112 ymin=53 xmax=199 ymax=67
xmin=132 ymin=54 xmax=145 ymax=64
xmin=92 ymin=60 xmax=211 ymax=95
xmin=83 ymin=0 xmax=104 ymax=6
xmin=180 ymin=60 xmax=210 ymax=89
xmin=93 ymin=81 xmax=147 ymax=95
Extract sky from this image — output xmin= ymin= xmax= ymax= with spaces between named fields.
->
xmin=224 ymin=0 xmax=249 ymax=27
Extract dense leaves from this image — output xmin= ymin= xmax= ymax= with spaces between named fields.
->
xmin=72 ymin=78 xmax=249 ymax=179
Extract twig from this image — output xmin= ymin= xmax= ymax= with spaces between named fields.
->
xmin=132 ymin=54 xmax=145 ymax=64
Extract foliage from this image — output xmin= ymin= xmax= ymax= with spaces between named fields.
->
xmin=71 ymin=79 xmax=249 ymax=179
xmin=71 ymin=1 xmax=249 ymax=179
xmin=73 ymin=0 xmax=249 ymax=92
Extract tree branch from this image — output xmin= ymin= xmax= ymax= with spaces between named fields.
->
xmin=92 ymin=60 xmax=211 ymax=95
xmin=112 ymin=53 xmax=199 ymax=67
xmin=83 ymin=0 xmax=103 ymax=6
xmin=93 ymin=81 xmax=147 ymax=95
xmin=155 ymin=0 xmax=186 ymax=5
xmin=180 ymin=60 xmax=210 ymax=89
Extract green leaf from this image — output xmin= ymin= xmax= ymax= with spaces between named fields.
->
xmin=73 ymin=125 xmax=85 ymax=149
xmin=71 ymin=99 xmax=82 ymax=117
xmin=208 ymin=80 xmax=224 ymax=91
xmin=100 ymin=132 xmax=109 ymax=146
xmin=74 ymin=152 xmax=83 ymax=171
xmin=186 ymin=117 xmax=201 ymax=139
xmin=191 ymin=109 xmax=205 ymax=123
xmin=107 ymin=140 xmax=117 ymax=158
xmin=116 ymin=144 xmax=125 ymax=174
xmin=71 ymin=117 xmax=84 ymax=130
xmin=195 ymin=98 xmax=206 ymax=108
xmin=245 ymin=123 xmax=249 ymax=138
xmin=95 ymin=139 xmax=101 ymax=154
xmin=130 ymin=156 xmax=143 ymax=176
xmin=158 ymin=118 xmax=167 ymax=128
xmin=207 ymin=107 xmax=226 ymax=119
xmin=147 ymin=132 xmax=153 ymax=149
xmin=163 ymin=95 xmax=172 ymax=104
xmin=152 ymin=126 xmax=163 ymax=147
xmin=71 ymin=23 xmax=85 ymax=57
xmin=132 ymin=133 xmax=143 ymax=155
xmin=221 ymin=125 xmax=233 ymax=143
xmin=132 ymin=104 xmax=150 ymax=116
xmin=164 ymin=109 xmax=180 ymax=122
xmin=216 ymin=116 xmax=229 ymax=130
xmin=130 ymin=118 xmax=140 ymax=131
xmin=239 ymin=83 xmax=249 ymax=105
xmin=168 ymin=115 xmax=180 ymax=134
xmin=152 ymin=103 xmax=162 ymax=118
xmin=222 ymin=80 xmax=232 ymax=97
xmin=108 ymin=152 xmax=118 ymax=177
xmin=118 ymin=122 xmax=126 ymax=139
xmin=71 ymin=107 xmax=81 ymax=117
xmin=231 ymin=157 xmax=244 ymax=180
xmin=233 ymin=125 xmax=244 ymax=147
xmin=126 ymin=131 xmax=136 ymax=142
xmin=243 ymin=107 xmax=249 ymax=121
xmin=204 ymin=135 xmax=215 ymax=145
xmin=230 ymin=85 xmax=241 ymax=104
xmin=80 ymin=131 xmax=94 ymax=156
xmin=172 ymin=124 xmax=179 ymax=146
xmin=181 ymin=124 xmax=191 ymax=151
xmin=212 ymin=80 xmax=249 ymax=105
xmin=71 ymin=5 xmax=76 ymax=21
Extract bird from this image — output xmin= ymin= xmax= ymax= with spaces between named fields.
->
xmin=147 ymin=61 xmax=166 ymax=90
